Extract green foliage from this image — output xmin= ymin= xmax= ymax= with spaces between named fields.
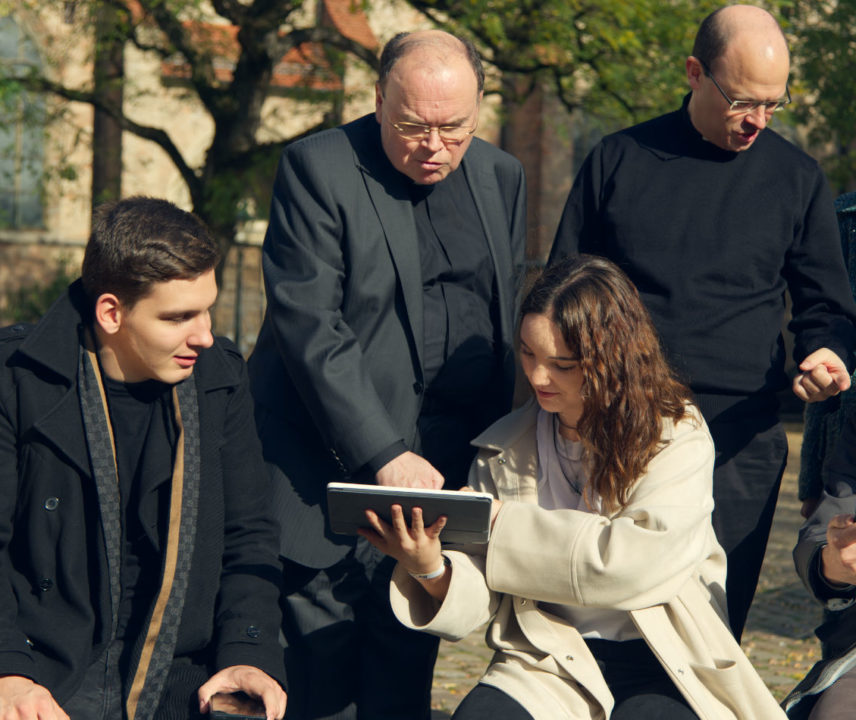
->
xmin=4 ymin=258 xmax=77 ymax=323
xmin=417 ymin=0 xmax=732 ymax=124
xmin=4 ymin=0 xmax=833 ymax=252
xmin=787 ymin=0 xmax=856 ymax=191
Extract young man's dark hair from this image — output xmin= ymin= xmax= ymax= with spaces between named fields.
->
xmin=81 ymin=196 xmax=220 ymax=308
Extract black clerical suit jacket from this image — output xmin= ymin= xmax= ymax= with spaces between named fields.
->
xmin=248 ymin=113 xmax=526 ymax=569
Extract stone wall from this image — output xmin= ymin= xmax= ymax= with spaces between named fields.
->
xmin=0 ymin=235 xmax=85 ymax=324
xmin=0 ymin=234 xmax=267 ymax=357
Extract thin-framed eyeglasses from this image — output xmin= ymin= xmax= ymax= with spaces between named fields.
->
xmin=699 ymin=60 xmax=791 ymax=114
xmin=385 ymin=116 xmax=479 ymax=144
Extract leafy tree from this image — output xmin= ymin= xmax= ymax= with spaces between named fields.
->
xmin=786 ymin=0 xmax=856 ymax=193
xmin=417 ymin=0 xmax=726 ymax=122
xmin=1 ymin=0 xmax=797 ymax=265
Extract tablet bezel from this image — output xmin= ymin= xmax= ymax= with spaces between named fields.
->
xmin=326 ymin=482 xmax=493 ymax=544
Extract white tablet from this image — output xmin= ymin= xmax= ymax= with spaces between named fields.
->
xmin=326 ymin=482 xmax=493 ymax=544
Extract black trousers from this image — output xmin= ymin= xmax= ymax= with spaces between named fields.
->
xmin=62 ymin=641 xmax=125 ymax=720
xmin=587 ymin=638 xmax=698 ymax=719
xmin=452 ymin=640 xmax=697 ymax=720
xmin=452 ymin=684 xmax=533 ymax=720
xmin=697 ymin=397 xmax=788 ymax=640
xmin=280 ymin=538 xmax=439 ymax=720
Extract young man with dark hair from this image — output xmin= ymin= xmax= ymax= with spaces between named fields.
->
xmin=0 ymin=197 xmax=286 ymax=720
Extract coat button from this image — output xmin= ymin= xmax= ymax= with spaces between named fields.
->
xmin=413 ymin=382 xmax=424 ymax=394
xmin=497 ymin=458 xmax=506 ymax=465
xmin=38 ymin=578 xmax=54 ymax=592
xmin=565 ymin=654 xmax=574 ymax=661
xmin=44 ymin=497 xmax=60 ymax=511
xmin=246 ymin=625 xmax=260 ymax=638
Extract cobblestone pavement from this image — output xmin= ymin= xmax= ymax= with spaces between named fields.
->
xmin=430 ymin=423 xmax=821 ymax=717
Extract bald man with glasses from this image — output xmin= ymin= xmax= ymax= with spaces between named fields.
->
xmin=549 ymin=4 xmax=856 ymax=641
xmin=248 ymin=29 xmax=525 ymax=720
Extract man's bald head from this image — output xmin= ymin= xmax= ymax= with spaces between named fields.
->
xmin=692 ymin=5 xmax=789 ymax=72
xmin=686 ymin=5 xmax=790 ymax=152
xmin=378 ymin=30 xmax=484 ymax=95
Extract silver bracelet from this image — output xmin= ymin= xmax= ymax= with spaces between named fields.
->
xmin=408 ymin=556 xmax=450 ymax=580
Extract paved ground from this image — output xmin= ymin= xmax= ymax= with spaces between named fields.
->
xmin=430 ymin=422 xmax=822 ymax=717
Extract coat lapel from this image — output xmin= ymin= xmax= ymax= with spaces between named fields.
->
xmin=352 ymin=122 xmax=424 ymax=368
xmin=461 ymin=149 xmax=515 ymax=346
xmin=19 ymin=283 xmax=94 ymax=479
xmin=31 ymin=388 xmax=93 ymax=478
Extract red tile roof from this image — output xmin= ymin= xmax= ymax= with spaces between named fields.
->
xmin=158 ymin=3 xmax=378 ymax=90
xmin=322 ymin=0 xmax=378 ymax=51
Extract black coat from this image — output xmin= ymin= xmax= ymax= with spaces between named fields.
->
xmin=247 ymin=114 xmax=526 ymax=568
xmin=0 ymin=282 xmax=285 ymax=714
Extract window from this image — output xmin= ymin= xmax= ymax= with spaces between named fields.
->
xmin=0 ymin=17 xmax=43 ymax=228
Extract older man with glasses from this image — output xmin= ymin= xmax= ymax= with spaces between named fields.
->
xmin=247 ymin=29 xmax=525 ymax=720
xmin=549 ymin=4 xmax=856 ymax=641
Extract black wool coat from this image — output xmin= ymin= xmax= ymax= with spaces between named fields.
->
xmin=0 ymin=282 xmax=285 ymax=716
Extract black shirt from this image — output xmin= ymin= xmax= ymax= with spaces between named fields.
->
xmin=410 ymin=172 xmax=498 ymax=407
xmin=102 ymin=376 xmax=175 ymax=644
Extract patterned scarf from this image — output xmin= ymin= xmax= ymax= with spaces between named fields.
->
xmin=78 ymin=341 xmax=201 ymax=720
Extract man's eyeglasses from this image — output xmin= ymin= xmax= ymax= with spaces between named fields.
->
xmin=387 ymin=118 xmax=478 ymax=144
xmin=700 ymin=60 xmax=791 ymax=114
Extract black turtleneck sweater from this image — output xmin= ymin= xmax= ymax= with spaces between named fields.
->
xmin=550 ymin=95 xmax=856 ymax=414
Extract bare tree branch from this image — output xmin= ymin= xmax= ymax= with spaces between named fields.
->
xmin=16 ymin=75 xmax=203 ymax=205
xmin=135 ymin=0 xmax=218 ymax=90
xmin=270 ymin=26 xmax=380 ymax=72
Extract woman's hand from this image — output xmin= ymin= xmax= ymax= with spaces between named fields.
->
xmin=359 ymin=505 xmax=444 ymax=574
xmin=358 ymin=505 xmax=451 ymax=600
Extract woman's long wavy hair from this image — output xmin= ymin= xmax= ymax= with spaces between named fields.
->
xmin=521 ymin=255 xmax=694 ymax=512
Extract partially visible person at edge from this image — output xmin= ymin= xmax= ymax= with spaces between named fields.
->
xmin=247 ymin=28 xmax=525 ymax=720
xmin=362 ymin=255 xmax=787 ymax=720
xmin=0 ymin=197 xmax=286 ymax=720
xmin=783 ymin=408 xmax=856 ymax=719
xmin=548 ymin=4 xmax=856 ymax=640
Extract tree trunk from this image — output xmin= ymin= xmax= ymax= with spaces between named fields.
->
xmin=91 ymin=1 xmax=125 ymax=210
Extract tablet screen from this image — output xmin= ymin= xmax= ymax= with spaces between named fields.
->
xmin=326 ymin=482 xmax=493 ymax=544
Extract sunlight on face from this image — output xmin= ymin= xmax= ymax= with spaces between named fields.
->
xmin=104 ymin=270 xmax=218 ymax=384
xmin=519 ymin=313 xmax=585 ymax=430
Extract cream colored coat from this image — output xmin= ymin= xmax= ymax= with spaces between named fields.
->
xmin=390 ymin=401 xmax=785 ymax=719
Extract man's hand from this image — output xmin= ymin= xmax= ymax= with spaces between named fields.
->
xmin=198 ymin=665 xmax=286 ymax=720
xmin=793 ymin=348 xmax=851 ymax=403
xmin=375 ymin=451 xmax=444 ymax=489
xmin=0 ymin=675 xmax=68 ymax=720
xmin=821 ymin=513 xmax=856 ymax=586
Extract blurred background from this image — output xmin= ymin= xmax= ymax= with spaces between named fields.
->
xmin=0 ymin=0 xmax=853 ymax=355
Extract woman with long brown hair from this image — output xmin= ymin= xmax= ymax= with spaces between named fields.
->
xmin=361 ymin=255 xmax=784 ymax=720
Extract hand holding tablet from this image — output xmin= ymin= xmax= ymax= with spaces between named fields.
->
xmin=326 ymin=482 xmax=493 ymax=544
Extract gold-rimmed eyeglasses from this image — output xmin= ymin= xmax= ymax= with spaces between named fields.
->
xmin=386 ymin=118 xmax=478 ymax=144
xmin=700 ymin=60 xmax=791 ymax=115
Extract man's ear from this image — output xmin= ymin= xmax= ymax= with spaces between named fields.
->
xmin=686 ymin=56 xmax=704 ymax=90
xmin=375 ymin=82 xmax=384 ymax=124
xmin=94 ymin=293 xmax=123 ymax=335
